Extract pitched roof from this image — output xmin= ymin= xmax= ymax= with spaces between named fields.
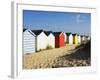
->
xmin=31 ymin=30 xmax=43 ymax=35
xmin=66 ymin=32 xmax=72 ymax=36
xmin=23 ymin=28 xmax=36 ymax=36
xmin=23 ymin=28 xmax=27 ymax=32
xmin=44 ymin=31 xmax=52 ymax=36
xmin=80 ymin=35 xmax=85 ymax=37
xmin=53 ymin=32 xmax=62 ymax=36
xmin=85 ymin=35 xmax=89 ymax=37
xmin=72 ymin=33 xmax=77 ymax=36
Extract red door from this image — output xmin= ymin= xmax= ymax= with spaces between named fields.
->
xmin=59 ymin=33 xmax=65 ymax=47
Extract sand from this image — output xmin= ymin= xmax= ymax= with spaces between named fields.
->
xmin=23 ymin=43 xmax=90 ymax=69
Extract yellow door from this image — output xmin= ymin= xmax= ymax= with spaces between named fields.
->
xmin=75 ymin=35 xmax=78 ymax=44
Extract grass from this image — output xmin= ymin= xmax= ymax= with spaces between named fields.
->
xmin=46 ymin=45 xmax=53 ymax=49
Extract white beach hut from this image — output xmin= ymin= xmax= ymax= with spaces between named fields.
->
xmin=87 ymin=36 xmax=90 ymax=40
xmin=86 ymin=36 xmax=90 ymax=41
xmin=23 ymin=29 xmax=36 ymax=54
xmin=81 ymin=35 xmax=85 ymax=42
xmin=32 ymin=30 xmax=47 ymax=51
xmin=78 ymin=35 xmax=81 ymax=44
xmin=44 ymin=31 xmax=55 ymax=48
xmin=66 ymin=33 xmax=73 ymax=45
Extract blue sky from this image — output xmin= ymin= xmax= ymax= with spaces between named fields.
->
xmin=23 ymin=10 xmax=91 ymax=35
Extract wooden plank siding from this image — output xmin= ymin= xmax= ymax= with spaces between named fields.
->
xmin=36 ymin=32 xmax=48 ymax=51
xmin=47 ymin=33 xmax=55 ymax=48
xmin=66 ymin=33 xmax=73 ymax=45
xmin=73 ymin=34 xmax=78 ymax=44
xmin=68 ymin=34 xmax=73 ymax=44
xmin=23 ymin=29 xmax=36 ymax=54
xmin=78 ymin=35 xmax=81 ymax=44
xmin=54 ymin=32 xmax=65 ymax=48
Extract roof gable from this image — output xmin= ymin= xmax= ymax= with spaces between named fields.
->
xmin=72 ymin=33 xmax=77 ymax=36
xmin=23 ymin=28 xmax=36 ymax=36
xmin=66 ymin=32 xmax=72 ymax=36
xmin=23 ymin=28 xmax=27 ymax=32
xmin=53 ymin=32 xmax=62 ymax=36
xmin=81 ymin=35 xmax=85 ymax=37
xmin=31 ymin=30 xmax=43 ymax=36
xmin=44 ymin=31 xmax=52 ymax=36
xmin=59 ymin=32 xmax=64 ymax=36
xmin=44 ymin=31 xmax=54 ymax=36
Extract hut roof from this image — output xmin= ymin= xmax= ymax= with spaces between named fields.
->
xmin=23 ymin=28 xmax=27 ymax=32
xmin=80 ymin=35 xmax=85 ymax=37
xmin=53 ymin=32 xmax=62 ymax=36
xmin=31 ymin=30 xmax=43 ymax=35
xmin=44 ymin=31 xmax=52 ymax=36
xmin=66 ymin=32 xmax=72 ymax=36
xmin=72 ymin=33 xmax=77 ymax=36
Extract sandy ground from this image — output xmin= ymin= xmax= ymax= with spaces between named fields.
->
xmin=23 ymin=43 xmax=90 ymax=69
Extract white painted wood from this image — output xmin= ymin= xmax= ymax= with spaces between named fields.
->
xmin=81 ymin=36 xmax=85 ymax=41
xmin=37 ymin=32 xmax=48 ymax=51
xmin=23 ymin=29 xmax=36 ymax=54
xmin=63 ymin=32 xmax=67 ymax=43
xmin=78 ymin=35 xmax=81 ymax=44
xmin=47 ymin=33 xmax=55 ymax=48
xmin=87 ymin=36 xmax=90 ymax=40
xmin=68 ymin=34 xmax=73 ymax=44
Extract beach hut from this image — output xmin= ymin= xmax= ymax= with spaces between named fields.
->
xmin=44 ymin=31 xmax=55 ymax=48
xmin=63 ymin=32 xmax=67 ymax=44
xmin=85 ymin=36 xmax=90 ymax=41
xmin=23 ymin=29 xmax=36 ymax=54
xmin=66 ymin=33 xmax=73 ymax=45
xmin=78 ymin=35 xmax=81 ymax=44
xmin=87 ymin=36 xmax=90 ymax=40
xmin=53 ymin=32 xmax=65 ymax=48
xmin=81 ymin=35 xmax=85 ymax=42
xmin=32 ymin=30 xmax=47 ymax=51
xmin=73 ymin=33 xmax=78 ymax=44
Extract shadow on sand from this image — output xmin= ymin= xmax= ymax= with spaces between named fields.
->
xmin=62 ymin=41 xmax=91 ymax=60
xmin=53 ymin=41 xmax=91 ymax=68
